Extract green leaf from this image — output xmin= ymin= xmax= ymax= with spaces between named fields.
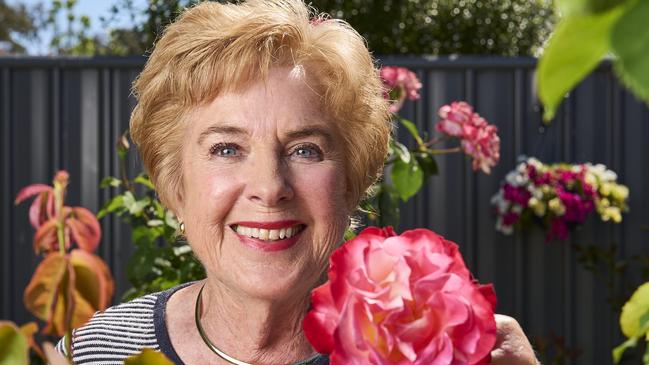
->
xmin=644 ymin=343 xmax=649 ymax=365
xmin=0 ymin=322 xmax=29 ymax=365
xmin=343 ymin=228 xmax=357 ymax=241
xmin=613 ymin=336 xmax=638 ymax=364
xmin=99 ymin=176 xmax=122 ymax=188
xmin=415 ymin=152 xmax=439 ymax=177
xmin=97 ymin=195 xmax=124 ymax=218
xmin=124 ymin=349 xmax=173 ymax=365
xmin=537 ymin=5 xmax=625 ymax=121
xmin=557 ymin=0 xmax=628 ymax=16
xmin=620 ymin=282 xmax=649 ymax=338
xmin=147 ymin=219 xmax=164 ymax=227
xmin=132 ymin=226 xmax=161 ymax=246
xmin=391 ymin=140 xmax=411 ymax=163
xmin=164 ymin=210 xmax=179 ymax=229
xmin=611 ymin=0 xmax=649 ymax=106
xmin=134 ymin=174 xmax=155 ymax=190
xmin=398 ymin=118 xmax=424 ymax=146
xmin=391 ymin=158 xmax=424 ymax=202
xmin=173 ymin=244 xmax=193 ymax=256
xmin=377 ymin=183 xmax=400 ymax=228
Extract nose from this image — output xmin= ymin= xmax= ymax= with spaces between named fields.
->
xmin=244 ymin=152 xmax=294 ymax=207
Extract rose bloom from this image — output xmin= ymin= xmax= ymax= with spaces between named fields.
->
xmin=380 ymin=66 xmax=422 ymax=113
xmin=304 ymin=227 xmax=497 ymax=365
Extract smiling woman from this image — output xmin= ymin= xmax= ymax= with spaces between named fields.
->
xmin=54 ymin=1 xmax=538 ymax=364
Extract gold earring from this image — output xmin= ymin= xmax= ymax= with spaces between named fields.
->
xmin=179 ymin=221 xmax=186 ymax=235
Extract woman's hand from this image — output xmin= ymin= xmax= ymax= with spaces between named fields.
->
xmin=490 ymin=314 xmax=540 ymax=365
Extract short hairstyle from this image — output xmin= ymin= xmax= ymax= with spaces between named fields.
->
xmin=130 ymin=0 xmax=391 ymax=211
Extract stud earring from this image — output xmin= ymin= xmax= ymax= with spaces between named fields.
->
xmin=179 ymin=221 xmax=186 ymax=235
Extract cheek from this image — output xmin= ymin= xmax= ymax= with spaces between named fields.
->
xmin=181 ymin=164 xmax=242 ymax=257
xmin=293 ymin=164 xmax=348 ymax=219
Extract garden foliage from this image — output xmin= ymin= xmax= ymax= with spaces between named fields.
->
xmin=538 ymin=0 xmax=649 ymax=121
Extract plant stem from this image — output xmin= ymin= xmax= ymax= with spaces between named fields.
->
xmin=423 ymin=135 xmax=449 ymax=147
xmin=430 ymin=147 xmax=461 ymax=155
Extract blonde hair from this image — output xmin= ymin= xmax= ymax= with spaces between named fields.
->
xmin=130 ymin=0 xmax=391 ymax=210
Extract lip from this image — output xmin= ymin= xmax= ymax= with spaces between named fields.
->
xmin=231 ymin=220 xmax=303 ymax=230
xmin=233 ymin=227 xmax=304 ymax=252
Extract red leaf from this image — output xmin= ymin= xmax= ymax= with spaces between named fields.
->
xmin=15 ymin=184 xmax=52 ymax=205
xmin=33 ymin=219 xmax=60 ymax=254
xmin=28 ymin=192 xmax=55 ymax=229
xmin=69 ymin=250 xmax=114 ymax=311
xmin=67 ymin=207 xmax=101 ymax=252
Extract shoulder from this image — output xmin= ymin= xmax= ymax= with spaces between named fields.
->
xmin=55 ymin=291 xmax=164 ymax=364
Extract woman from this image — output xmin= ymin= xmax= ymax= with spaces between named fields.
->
xmin=57 ymin=1 xmax=538 ymax=364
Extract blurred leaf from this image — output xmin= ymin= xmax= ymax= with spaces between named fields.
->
xmin=164 ymin=210 xmax=178 ymax=229
xmin=613 ymin=336 xmax=637 ymax=363
xmin=537 ymin=6 xmax=624 ymax=121
xmin=343 ymin=228 xmax=356 ymax=241
xmin=172 ymin=244 xmax=192 ymax=256
xmin=134 ymin=174 xmax=155 ymax=190
xmin=69 ymin=250 xmax=114 ymax=316
xmin=99 ymin=177 xmax=122 ymax=188
xmin=67 ymin=207 xmax=101 ymax=253
xmin=124 ymin=348 xmax=173 ymax=365
xmin=147 ymin=219 xmax=164 ymax=227
xmin=391 ymin=140 xmax=411 ymax=163
xmin=0 ymin=321 xmax=29 ymax=365
xmin=377 ymin=183 xmax=400 ymax=228
xmin=391 ymin=158 xmax=423 ymax=202
xmin=398 ymin=118 xmax=424 ymax=146
xmin=415 ymin=152 xmax=438 ymax=177
xmin=24 ymin=251 xmax=113 ymax=337
xmin=620 ymin=282 xmax=649 ymax=338
xmin=123 ymin=192 xmax=147 ymax=216
xmin=611 ymin=0 xmax=649 ymax=107
xmin=557 ymin=0 xmax=627 ymax=15
xmin=97 ymin=195 xmax=124 ymax=218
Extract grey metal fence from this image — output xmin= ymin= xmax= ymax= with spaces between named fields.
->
xmin=2 ymin=56 xmax=648 ymax=364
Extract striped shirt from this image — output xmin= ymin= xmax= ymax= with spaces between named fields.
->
xmin=55 ymin=284 xmax=329 ymax=364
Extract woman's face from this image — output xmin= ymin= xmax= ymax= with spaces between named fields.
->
xmin=176 ymin=67 xmax=350 ymax=301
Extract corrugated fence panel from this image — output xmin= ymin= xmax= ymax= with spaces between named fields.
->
xmin=1 ymin=56 xmax=648 ymax=364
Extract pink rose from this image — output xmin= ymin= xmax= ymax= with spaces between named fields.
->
xmin=304 ymin=227 xmax=497 ymax=365
xmin=380 ymin=66 xmax=422 ymax=113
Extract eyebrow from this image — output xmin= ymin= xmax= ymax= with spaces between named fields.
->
xmin=197 ymin=125 xmax=248 ymax=145
xmin=197 ymin=124 xmax=335 ymax=146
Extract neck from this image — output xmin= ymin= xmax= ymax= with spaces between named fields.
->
xmin=198 ymin=279 xmax=316 ymax=365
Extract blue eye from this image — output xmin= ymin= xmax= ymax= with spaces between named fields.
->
xmin=210 ymin=143 xmax=239 ymax=157
xmin=292 ymin=144 xmax=323 ymax=160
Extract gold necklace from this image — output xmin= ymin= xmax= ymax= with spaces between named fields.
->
xmin=194 ymin=284 xmax=323 ymax=365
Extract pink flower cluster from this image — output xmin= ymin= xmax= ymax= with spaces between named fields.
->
xmin=491 ymin=158 xmax=629 ymax=241
xmin=436 ymin=102 xmax=501 ymax=174
xmin=380 ymin=66 xmax=422 ymax=113
xmin=304 ymin=227 xmax=497 ymax=365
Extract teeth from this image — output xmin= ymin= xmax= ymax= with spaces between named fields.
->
xmin=234 ymin=224 xmax=302 ymax=241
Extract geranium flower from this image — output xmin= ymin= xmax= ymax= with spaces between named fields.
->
xmin=380 ymin=66 xmax=422 ymax=113
xmin=435 ymin=102 xmax=500 ymax=174
xmin=304 ymin=227 xmax=497 ymax=365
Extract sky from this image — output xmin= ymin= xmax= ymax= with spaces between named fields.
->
xmin=8 ymin=0 xmax=147 ymax=54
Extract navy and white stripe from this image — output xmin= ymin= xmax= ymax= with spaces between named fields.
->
xmin=55 ymin=293 xmax=161 ymax=364
xmin=55 ymin=282 xmax=329 ymax=364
